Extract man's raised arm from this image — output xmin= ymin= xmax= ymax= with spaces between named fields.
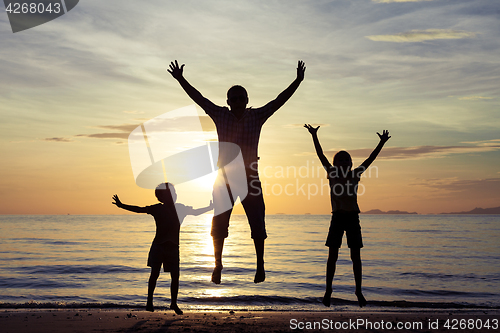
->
xmin=167 ymin=60 xmax=206 ymax=107
xmin=269 ymin=60 xmax=306 ymax=111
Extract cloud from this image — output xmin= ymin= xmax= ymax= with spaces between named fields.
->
xmin=75 ymin=124 xmax=138 ymax=140
xmin=293 ymin=152 xmax=316 ymax=157
xmin=411 ymin=177 xmax=500 ymax=197
xmin=76 ymin=133 xmax=129 ymax=140
xmin=409 ymin=177 xmax=500 ymax=212
xmin=141 ymin=116 xmax=216 ymax=132
xmin=322 ymin=140 xmax=500 ymax=160
xmin=95 ymin=124 xmax=139 ymax=133
xmin=366 ymin=29 xmax=477 ymax=43
xmin=372 ymin=0 xmax=433 ymax=3
xmin=463 ymin=139 xmax=500 ymax=145
xmin=458 ymin=96 xmax=494 ymax=101
xmin=123 ymin=110 xmax=145 ymax=114
xmin=76 ymin=116 xmax=216 ymax=141
xmin=42 ymin=137 xmax=74 ymax=142
xmin=284 ymin=123 xmax=330 ymax=129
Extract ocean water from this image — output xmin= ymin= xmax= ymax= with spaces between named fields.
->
xmin=0 ymin=214 xmax=499 ymax=311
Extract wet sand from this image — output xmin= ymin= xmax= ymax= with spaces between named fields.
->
xmin=1 ymin=308 xmax=499 ymax=332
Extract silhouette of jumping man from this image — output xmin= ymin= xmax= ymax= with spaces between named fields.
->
xmin=304 ymin=124 xmax=390 ymax=307
xmin=168 ymin=60 xmax=306 ymax=284
xmin=112 ymin=183 xmax=213 ymax=313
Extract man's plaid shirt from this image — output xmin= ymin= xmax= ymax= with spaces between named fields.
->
xmin=200 ymin=97 xmax=277 ymax=168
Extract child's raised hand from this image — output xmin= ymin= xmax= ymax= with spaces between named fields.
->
xmin=377 ymin=130 xmax=391 ymax=143
xmin=167 ymin=60 xmax=185 ymax=80
xmin=112 ymin=194 xmax=122 ymax=207
xmin=304 ymin=124 xmax=320 ymax=135
xmin=297 ymin=60 xmax=306 ymax=81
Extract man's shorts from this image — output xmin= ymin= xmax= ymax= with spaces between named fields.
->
xmin=211 ymin=169 xmax=267 ymax=240
xmin=325 ymin=211 xmax=363 ymax=249
xmin=147 ymin=242 xmax=179 ymax=272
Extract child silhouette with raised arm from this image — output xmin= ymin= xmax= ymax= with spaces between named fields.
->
xmin=112 ymin=183 xmax=213 ymax=314
xmin=304 ymin=124 xmax=390 ymax=308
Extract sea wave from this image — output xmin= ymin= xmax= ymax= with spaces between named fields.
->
xmin=5 ymin=265 xmax=146 ymax=275
xmin=0 ymin=297 xmax=497 ymax=310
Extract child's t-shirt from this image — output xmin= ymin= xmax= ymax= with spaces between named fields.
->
xmin=146 ymin=203 xmax=194 ymax=245
xmin=325 ymin=166 xmax=364 ymax=213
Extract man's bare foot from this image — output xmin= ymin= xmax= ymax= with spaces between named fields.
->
xmin=355 ymin=291 xmax=367 ymax=307
xmin=146 ymin=301 xmax=154 ymax=312
xmin=170 ymin=303 xmax=183 ymax=315
xmin=322 ymin=289 xmax=332 ymax=307
xmin=211 ymin=265 xmax=223 ymax=284
xmin=254 ymin=266 xmax=265 ymax=283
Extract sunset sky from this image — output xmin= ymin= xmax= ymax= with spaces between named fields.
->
xmin=1 ymin=0 xmax=499 ymax=215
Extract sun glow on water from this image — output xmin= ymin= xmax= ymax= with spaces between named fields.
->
xmin=201 ymin=288 xmax=231 ymax=298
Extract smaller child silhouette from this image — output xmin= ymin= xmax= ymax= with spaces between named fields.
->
xmin=112 ymin=182 xmax=213 ymax=314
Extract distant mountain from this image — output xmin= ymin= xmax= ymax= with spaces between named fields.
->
xmin=361 ymin=209 xmax=418 ymax=215
xmin=440 ymin=206 xmax=500 ymax=214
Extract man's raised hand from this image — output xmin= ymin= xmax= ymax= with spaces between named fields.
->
xmin=167 ymin=60 xmax=185 ymax=80
xmin=377 ymin=130 xmax=391 ymax=143
xmin=297 ymin=60 xmax=306 ymax=82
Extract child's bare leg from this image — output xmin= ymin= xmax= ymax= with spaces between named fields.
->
xmin=147 ymin=266 xmax=161 ymax=312
xmin=211 ymin=238 xmax=224 ymax=284
xmin=350 ymin=248 xmax=367 ymax=307
xmin=253 ymin=238 xmax=265 ymax=283
xmin=323 ymin=247 xmax=339 ymax=307
xmin=169 ymin=270 xmax=183 ymax=315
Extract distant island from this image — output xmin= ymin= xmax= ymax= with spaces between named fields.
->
xmin=440 ymin=206 xmax=500 ymax=214
xmin=361 ymin=209 xmax=418 ymax=215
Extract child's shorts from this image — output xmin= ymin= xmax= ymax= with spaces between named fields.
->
xmin=147 ymin=242 xmax=179 ymax=272
xmin=325 ymin=211 xmax=363 ymax=249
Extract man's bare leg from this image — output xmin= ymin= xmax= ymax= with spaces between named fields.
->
xmin=253 ymin=238 xmax=265 ymax=283
xmin=212 ymin=238 xmax=224 ymax=284
xmin=323 ymin=247 xmax=339 ymax=307
xmin=351 ymin=248 xmax=367 ymax=307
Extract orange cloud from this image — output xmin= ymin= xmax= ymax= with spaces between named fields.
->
xmin=323 ymin=141 xmax=500 ymax=160
xmin=42 ymin=137 xmax=74 ymax=142
xmin=366 ymin=29 xmax=477 ymax=43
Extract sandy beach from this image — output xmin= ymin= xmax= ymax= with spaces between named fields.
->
xmin=1 ymin=309 xmax=498 ymax=332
